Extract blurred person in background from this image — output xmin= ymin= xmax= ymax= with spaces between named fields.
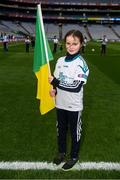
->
xmin=25 ymin=36 xmax=31 ymax=52
xmin=101 ymin=35 xmax=108 ymax=55
xmin=81 ymin=36 xmax=87 ymax=54
xmin=31 ymin=36 xmax=35 ymax=48
xmin=3 ymin=33 xmax=9 ymax=52
xmin=53 ymin=35 xmax=58 ymax=53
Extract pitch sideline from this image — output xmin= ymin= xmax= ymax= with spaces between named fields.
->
xmin=0 ymin=161 xmax=120 ymax=171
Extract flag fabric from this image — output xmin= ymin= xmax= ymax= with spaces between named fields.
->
xmin=33 ymin=4 xmax=55 ymax=115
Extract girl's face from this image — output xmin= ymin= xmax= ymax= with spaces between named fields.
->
xmin=65 ymin=35 xmax=82 ymax=55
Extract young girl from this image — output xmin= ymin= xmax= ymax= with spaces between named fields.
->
xmin=49 ymin=30 xmax=89 ymax=170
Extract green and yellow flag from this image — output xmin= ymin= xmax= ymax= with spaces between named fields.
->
xmin=33 ymin=4 xmax=55 ymax=115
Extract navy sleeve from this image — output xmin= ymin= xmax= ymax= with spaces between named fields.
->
xmin=51 ymin=77 xmax=84 ymax=93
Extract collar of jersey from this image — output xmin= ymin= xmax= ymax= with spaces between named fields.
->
xmin=65 ymin=51 xmax=80 ymax=62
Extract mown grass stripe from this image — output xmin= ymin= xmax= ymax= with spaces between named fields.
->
xmin=0 ymin=162 xmax=120 ymax=171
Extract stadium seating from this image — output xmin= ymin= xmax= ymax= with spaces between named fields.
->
xmin=44 ymin=23 xmax=59 ymax=39
xmin=88 ymin=24 xmax=119 ymax=40
xmin=0 ymin=0 xmax=119 ymax=41
xmin=1 ymin=21 xmax=28 ymax=34
xmin=62 ymin=24 xmax=90 ymax=40
xmin=21 ymin=22 xmax=35 ymax=35
xmin=114 ymin=25 xmax=120 ymax=34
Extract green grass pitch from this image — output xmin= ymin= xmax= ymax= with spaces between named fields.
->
xmin=0 ymin=41 xmax=120 ymax=179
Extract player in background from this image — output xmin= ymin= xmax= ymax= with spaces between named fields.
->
xmin=3 ymin=33 xmax=9 ymax=52
xmin=53 ymin=35 xmax=59 ymax=53
xmin=101 ymin=35 xmax=108 ymax=55
xmin=25 ymin=36 xmax=31 ymax=53
xmin=81 ymin=36 xmax=87 ymax=53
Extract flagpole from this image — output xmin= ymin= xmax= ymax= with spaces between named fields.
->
xmin=38 ymin=4 xmax=51 ymax=75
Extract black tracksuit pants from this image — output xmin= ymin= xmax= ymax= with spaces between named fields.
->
xmin=101 ymin=44 xmax=106 ymax=54
xmin=56 ymin=108 xmax=82 ymax=159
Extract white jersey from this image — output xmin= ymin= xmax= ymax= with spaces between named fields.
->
xmin=3 ymin=35 xmax=8 ymax=43
xmin=25 ymin=39 xmax=31 ymax=44
xmin=53 ymin=38 xmax=58 ymax=44
xmin=102 ymin=37 xmax=108 ymax=45
xmin=54 ymin=54 xmax=89 ymax=111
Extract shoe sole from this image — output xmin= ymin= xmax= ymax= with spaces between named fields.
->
xmin=62 ymin=166 xmax=74 ymax=171
xmin=61 ymin=160 xmax=78 ymax=171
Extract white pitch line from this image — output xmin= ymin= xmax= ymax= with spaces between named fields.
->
xmin=0 ymin=161 xmax=120 ymax=171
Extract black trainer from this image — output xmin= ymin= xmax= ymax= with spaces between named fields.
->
xmin=62 ymin=158 xmax=78 ymax=171
xmin=53 ymin=153 xmax=65 ymax=165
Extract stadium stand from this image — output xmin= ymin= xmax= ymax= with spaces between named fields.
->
xmin=1 ymin=21 xmax=28 ymax=34
xmin=0 ymin=0 xmax=120 ymax=41
xmin=62 ymin=24 xmax=90 ymax=40
xmin=88 ymin=24 xmax=119 ymax=40
xmin=0 ymin=23 xmax=10 ymax=33
xmin=44 ymin=23 xmax=59 ymax=39
xmin=113 ymin=25 xmax=120 ymax=35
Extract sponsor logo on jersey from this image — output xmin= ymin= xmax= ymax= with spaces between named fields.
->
xmin=63 ymin=65 xmax=68 ymax=68
xmin=78 ymin=74 xmax=87 ymax=79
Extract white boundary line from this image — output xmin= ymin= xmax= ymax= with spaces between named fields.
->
xmin=0 ymin=161 xmax=120 ymax=171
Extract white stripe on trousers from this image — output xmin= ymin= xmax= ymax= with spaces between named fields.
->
xmin=77 ymin=111 xmax=82 ymax=142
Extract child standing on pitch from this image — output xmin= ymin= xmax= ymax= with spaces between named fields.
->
xmin=49 ymin=30 xmax=89 ymax=170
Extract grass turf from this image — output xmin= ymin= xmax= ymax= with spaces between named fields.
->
xmin=0 ymin=41 xmax=120 ymax=178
